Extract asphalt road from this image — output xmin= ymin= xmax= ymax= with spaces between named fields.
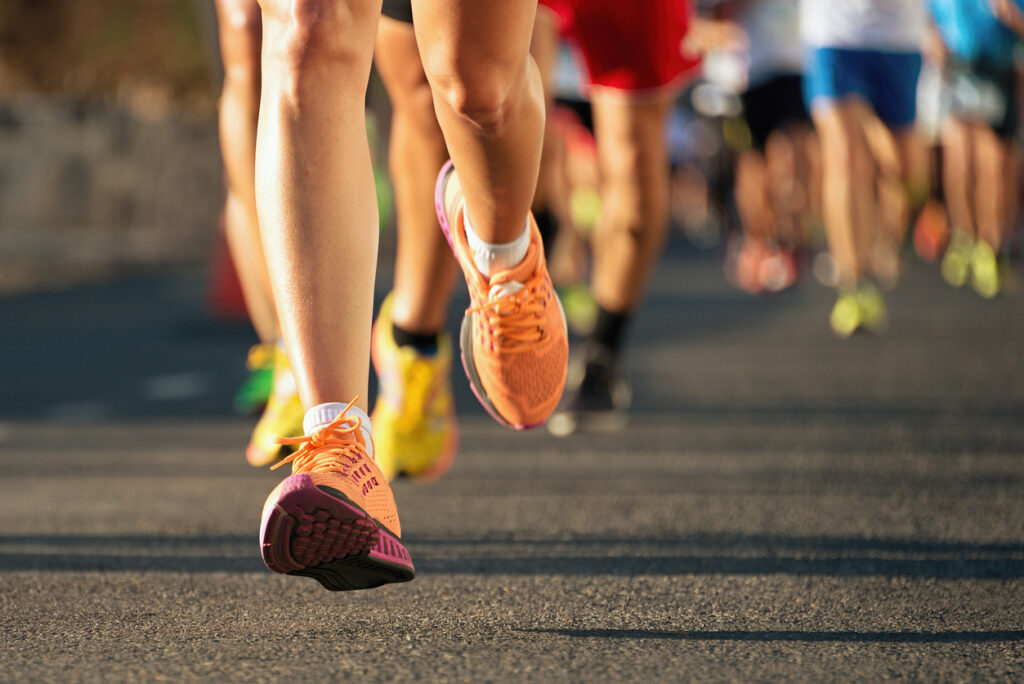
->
xmin=1 ymin=242 xmax=1022 ymax=681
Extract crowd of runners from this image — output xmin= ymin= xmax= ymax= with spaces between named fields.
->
xmin=209 ymin=0 xmax=1024 ymax=591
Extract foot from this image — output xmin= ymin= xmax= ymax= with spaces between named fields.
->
xmin=234 ymin=343 xmax=276 ymax=414
xmin=941 ymin=229 xmax=973 ymax=289
xmin=246 ymin=346 xmax=304 ymax=467
xmin=830 ymin=290 xmax=861 ymax=339
xmin=547 ymin=344 xmax=632 ymax=437
xmin=434 ymin=161 xmax=568 ymax=429
xmin=259 ymin=398 xmax=415 ymax=591
xmin=371 ymin=293 xmax=458 ymax=481
xmin=970 ymin=241 xmax=1000 ymax=299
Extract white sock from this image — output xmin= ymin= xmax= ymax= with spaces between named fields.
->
xmin=303 ymin=402 xmax=374 ymax=459
xmin=464 ymin=212 xmax=531 ymax=277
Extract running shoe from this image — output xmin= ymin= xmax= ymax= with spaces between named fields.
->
xmin=234 ymin=343 xmax=276 ymax=414
xmin=246 ymin=346 xmax=304 ymax=467
xmin=434 ymin=161 xmax=568 ymax=429
xmin=912 ymin=200 xmax=949 ymax=263
xmin=371 ymin=293 xmax=457 ymax=482
xmin=547 ymin=344 xmax=631 ymax=437
xmin=260 ymin=398 xmax=414 ymax=591
xmin=855 ymin=281 xmax=887 ymax=333
xmin=970 ymin=241 xmax=1000 ymax=299
xmin=941 ymin=229 xmax=973 ymax=289
xmin=829 ymin=290 xmax=861 ymax=339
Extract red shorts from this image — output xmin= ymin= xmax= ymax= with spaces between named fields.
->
xmin=539 ymin=0 xmax=699 ymax=95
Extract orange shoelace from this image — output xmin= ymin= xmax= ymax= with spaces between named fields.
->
xmin=272 ymin=397 xmax=370 ymax=473
xmin=467 ymin=272 xmax=548 ymax=353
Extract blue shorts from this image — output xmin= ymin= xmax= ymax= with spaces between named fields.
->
xmin=804 ymin=47 xmax=922 ymax=130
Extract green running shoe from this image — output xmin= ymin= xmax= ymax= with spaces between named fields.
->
xmin=234 ymin=343 xmax=276 ymax=414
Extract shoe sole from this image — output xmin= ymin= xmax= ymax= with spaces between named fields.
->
xmin=434 ymin=160 xmax=563 ymax=431
xmin=260 ymin=474 xmax=414 ymax=591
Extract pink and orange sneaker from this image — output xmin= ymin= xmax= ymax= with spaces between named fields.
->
xmin=434 ymin=161 xmax=568 ymax=429
xmin=259 ymin=398 xmax=414 ymax=591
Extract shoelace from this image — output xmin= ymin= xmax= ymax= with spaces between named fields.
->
xmin=466 ymin=273 xmax=548 ymax=352
xmin=272 ymin=397 xmax=369 ymax=473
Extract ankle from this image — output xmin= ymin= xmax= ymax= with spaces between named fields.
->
xmin=464 ymin=210 xmax=531 ymax=277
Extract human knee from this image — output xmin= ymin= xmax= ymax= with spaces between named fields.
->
xmin=261 ymin=0 xmax=376 ymax=96
xmin=427 ymin=55 xmax=526 ymax=134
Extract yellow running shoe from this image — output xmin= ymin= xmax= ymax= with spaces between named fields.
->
xmin=941 ymin=229 xmax=973 ymax=289
xmin=855 ymin=281 xmax=887 ymax=333
xmin=829 ymin=291 xmax=861 ymax=339
xmin=370 ymin=294 xmax=457 ymax=482
xmin=970 ymin=241 xmax=1000 ymax=299
xmin=246 ymin=346 xmax=304 ymax=467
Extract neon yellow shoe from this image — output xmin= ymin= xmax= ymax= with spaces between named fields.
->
xmin=855 ymin=281 xmax=887 ymax=333
xmin=246 ymin=346 xmax=304 ymax=467
xmin=829 ymin=291 xmax=861 ymax=339
xmin=371 ymin=294 xmax=458 ymax=482
xmin=941 ymin=229 xmax=973 ymax=289
xmin=970 ymin=241 xmax=1000 ymax=299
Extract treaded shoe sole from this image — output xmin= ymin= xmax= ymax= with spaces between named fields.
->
xmin=435 ymin=160 xmax=562 ymax=431
xmin=260 ymin=474 xmax=414 ymax=591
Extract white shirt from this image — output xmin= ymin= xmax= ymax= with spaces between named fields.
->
xmin=800 ymin=0 xmax=926 ymax=52
xmin=740 ymin=0 xmax=805 ymax=85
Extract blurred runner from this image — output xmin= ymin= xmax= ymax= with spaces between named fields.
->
xmin=213 ymin=0 xmax=303 ymax=465
xmin=929 ymin=0 xmax=1023 ymax=298
xmin=718 ymin=0 xmax=815 ymax=295
xmin=802 ymin=0 xmax=928 ymax=337
xmin=254 ymin=0 xmax=565 ymax=590
xmin=369 ymin=2 xmax=459 ymax=481
xmin=538 ymin=0 xmax=702 ymax=436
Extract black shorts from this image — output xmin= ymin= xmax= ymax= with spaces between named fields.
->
xmin=741 ymin=73 xmax=809 ymax=150
xmin=381 ymin=0 xmax=413 ymax=24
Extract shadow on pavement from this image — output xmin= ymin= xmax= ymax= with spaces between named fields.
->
xmin=2 ymin=532 xmax=1020 ymax=579
xmin=520 ymin=628 xmax=1024 ymax=643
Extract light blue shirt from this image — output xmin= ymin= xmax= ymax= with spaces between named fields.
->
xmin=929 ymin=0 xmax=1020 ymax=67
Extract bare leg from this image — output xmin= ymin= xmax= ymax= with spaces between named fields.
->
xmin=530 ymin=6 xmax=563 ymax=214
xmin=590 ymin=95 xmax=673 ymax=313
xmin=255 ymin=0 xmax=382 ymax=412
xmin=411 ymin=0 xmax=544 ymax=244
xmin=734 ymin=150 xmax=774 ymax=243
xmin=812 ymin=100 xmax=875 ymax=287
xmin=374 ymin=17 xmax=457 ymax=333
xmin=216 ymin=0 xmax=278 ymax=343
xmin=942 ymin=117 xmax=976 ymax=236
xmin=973 ymin=124 xmax=1009 ymax=251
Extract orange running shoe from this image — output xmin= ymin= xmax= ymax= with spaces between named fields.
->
xmin=434 ymin=161 xmax=568 ymax=429
xmin=259 ymin=398 xmax=414 ymax=591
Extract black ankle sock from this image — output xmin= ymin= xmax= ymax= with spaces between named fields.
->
xmin=534 ymin=206 xmax=560 ymax=257
xmin=590 ymin=306 xmax=631 ymax=354
xmin=392 ymin=322 xmax=440 ymax=355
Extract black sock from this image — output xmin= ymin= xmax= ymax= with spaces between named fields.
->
xmin=392 ymin=322 xmax=440 ymax=355
xmin=590 ymin=306 xmax=630 ymax=354
xmin=534 ymin=206 xmax=560 ymax=258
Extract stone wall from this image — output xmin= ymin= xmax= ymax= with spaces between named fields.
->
xmin=0 ymin=96 xmax=223 ymax=293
